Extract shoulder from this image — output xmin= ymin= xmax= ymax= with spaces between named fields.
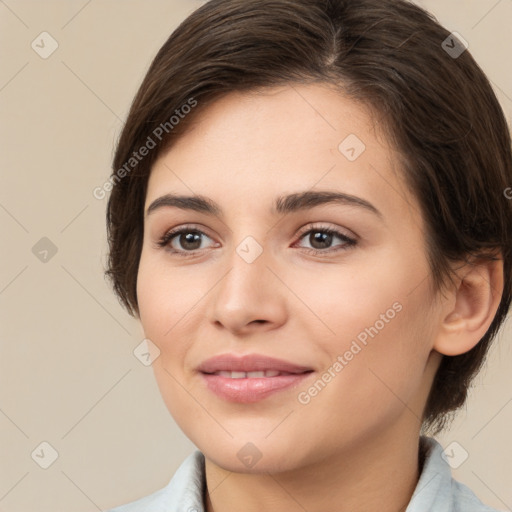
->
xmin=105 ymin=450 xmax=206 ymax=512
xmin=407 ymin=437 xmax=503 ymax=512
xmin=105 ymin=485 xmax=170 ymax=512
xmin=450 ymin=478 xmax=503 ymax=512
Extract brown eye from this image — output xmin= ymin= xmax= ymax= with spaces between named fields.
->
xmin=173 ymin=231 xmax=203 ymax=251
xmin=295 ymin=226 xmax=357 ymax=255
xmin=157 ymin=227 xmax=216 ymax=255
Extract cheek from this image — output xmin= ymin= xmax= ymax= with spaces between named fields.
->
xmin=137 ymin=248 xmax=205 ymax=336
xmin=136 ymin=254 xmax=200 ymax=426
xmin=290 ymin=244 xmax=435 ymax=402
xmin=292 ymin=300 xmax=434 ymax=446
xmin=137 ymin=259 xmax=167 ymax=340
xmin=305 ymin=281 xmax=435 ymax=426
xmin=287 ymin=242 xmax=430 ymax=344
xmin=136 ymin=252 xmax=192 ymax=367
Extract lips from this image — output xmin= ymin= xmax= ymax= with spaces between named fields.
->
xmin=197 ymin=353 xmax=313 ymax=374
xmin=198 ymin=354 xmax=314 ymax=403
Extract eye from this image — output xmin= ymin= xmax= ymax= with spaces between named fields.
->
xmin=293 ymin=224 xmax=357 ymax=255
xmin=156 ymin=225 xmax=217 ymax=256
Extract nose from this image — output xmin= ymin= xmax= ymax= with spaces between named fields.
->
xmin=208 ymin=238 xmax=287 ymax=336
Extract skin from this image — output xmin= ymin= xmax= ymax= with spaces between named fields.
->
xmin=136 ymin=83 xmax=502 ymax=512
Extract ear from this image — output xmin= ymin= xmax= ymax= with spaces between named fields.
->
xmin=433 ymin=255 xmax=504 ymax=356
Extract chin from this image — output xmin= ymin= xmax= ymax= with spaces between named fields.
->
xmin=207 ymin=449 xmax=302 ymax=475
xmin=195 ymin=433 xmax=310 ymax=474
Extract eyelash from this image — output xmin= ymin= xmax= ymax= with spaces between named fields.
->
xmin=156 ymin=223 xmax=357 ymax=258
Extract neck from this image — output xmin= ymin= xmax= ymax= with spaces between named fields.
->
xmin=204 ymin=426 xmax=422 ymax=512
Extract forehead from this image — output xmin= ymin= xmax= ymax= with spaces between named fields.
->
xmin=145 ymin=83 xmax=421 ymax=228
xmin=164 ymin=83 xmax=380 ymax=161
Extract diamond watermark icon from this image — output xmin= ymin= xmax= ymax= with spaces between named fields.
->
xmin=31 ymin=32 xmax=59 ymax=59
xmin=237 ymin=442 xmax=262 ymax=468
xmin=32 ymin=237 xmax=58 ymax=263
xmin=31 ymin=441 xmax=59 ymax=469
xmin=236 ymin=236 xmax=263 ymax=264
xmin=133 ymin=338 xmax=161 ymax=366
xmin=441 ymin=441 xmax=469 ymax=469
xmin=441 ymin=31 xmax=468 ymax=59
xmin=338 ymin=134 xmax=366 ymax=162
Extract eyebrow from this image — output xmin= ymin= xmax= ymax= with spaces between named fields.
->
xmin=146 ymin=190 xmax=382 ymax=218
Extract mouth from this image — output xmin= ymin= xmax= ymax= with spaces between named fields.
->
xmin=197 ymin=353 xmax=314 ymax=403
xmin=197 ymin=353 xmax=313 ymax=374
xmin=208 ymin=370 xmax=305 ymax=378
xmin=200 ymin=372 xmax=314 ymax=403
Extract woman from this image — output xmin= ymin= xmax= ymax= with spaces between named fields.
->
xmin=105 ymin=0 xmax=511 ymax=510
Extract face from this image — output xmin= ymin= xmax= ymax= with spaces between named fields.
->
xmin=137 ymin=83 xmax=442 ymax=474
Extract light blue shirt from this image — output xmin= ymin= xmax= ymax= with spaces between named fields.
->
xmin=107 ymin=437 xmax=501 ymax=511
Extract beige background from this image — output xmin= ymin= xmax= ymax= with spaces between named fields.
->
xmin=0 ymin=1 xmax=511 ymax=511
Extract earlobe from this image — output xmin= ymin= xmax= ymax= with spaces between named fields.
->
xmin=433 ymin=256 xmax=504 ymax=357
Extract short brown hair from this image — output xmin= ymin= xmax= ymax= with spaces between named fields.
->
xmin=105 ymin=0 xmax=512 ymax=432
